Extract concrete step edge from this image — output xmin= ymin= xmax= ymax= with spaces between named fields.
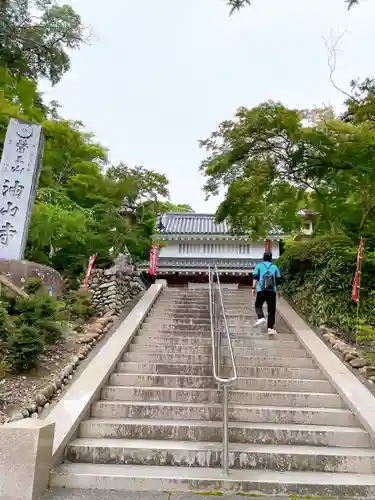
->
xmin=103 ymin=386 xmax=337 ymax=398
xmin=50 ymin=463 xmax=375 ymax=490
xmin=91 ymin=400 xmax=354 ymax=413
xmin=66 ymin=437 xmax=375 ymax=457
xmin=109 ymin=374 xmax=330 ymax=384
xmin=80 ymin=418 xmax=365 ymax=433
xmin=116 ymin=361 xmax=323 ymax=373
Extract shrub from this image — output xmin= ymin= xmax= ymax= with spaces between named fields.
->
xmin=0 ymin=303 xmax=15 ymax=343
xmin=12 ymin=292 xmax=65 ymax=344
xmin=6 ymin=325 xmax=44 ymax=372
xmin=23 ymin=277 xmax=43 ymax=294
xmin=35 ymin=319 xmax=65 ymax=344
xmin=65 ymin=289 xmax=95 ymax=321
xmin=278 ymin=235 xmax=375 ymax=339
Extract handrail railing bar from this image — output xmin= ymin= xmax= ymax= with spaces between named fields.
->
xmin=215 ymin=266 xmax=238 ymax=381
xmin=208 ymin=266 xmax=237 ymax=384
xmin=208 ymin=265 xmax=238 ymax=477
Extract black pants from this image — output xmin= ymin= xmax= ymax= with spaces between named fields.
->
xmin=255 ymin=290 xmax=276 ymax=329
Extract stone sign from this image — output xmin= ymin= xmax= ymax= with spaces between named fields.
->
xmin=0 ymin=118 xmax=44 ymax=260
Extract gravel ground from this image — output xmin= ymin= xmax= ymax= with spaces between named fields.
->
xmin=0 ymin=291 xmax=144 ymax=424
xmin=0 ymin=328 xmax=82 ymax=424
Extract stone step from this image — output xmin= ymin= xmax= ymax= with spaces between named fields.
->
xmin=78 ymin=418 xmax=370 ymax=447
xmin=128 ymin=343 xmax=308 ymax=358
xmin=162 ymin=291 xmax=209 ymax=295
xmin=133 ymin=335 xmax=301 ymax=348
xmin=137 ymin=329 xmax=293 ymax=339
xmin=152 ymin=306 xmax=259 ymax=314
xmin=154 ymin=302 xmax=253 ymax=309
xmin=109 ymin=373 xmax=334 ymax=393
xmin=117 ymin=362 xmax=324 ymax=379
xmin=49 ymin=463 xmax=375 ymax=496
xmin=144 ymin=318 xmax=212 ymax=325
xmin=149 ymin=311 xmax=211 ymax=319
xmin=161 ymin=293 xmax=251 ymax=300
xmin=101 ymin=386 xmax=342 ymax=408
xmin=140 ymin=324 xmax=281 ymax=334
xmin=141 ymin=324 xmax=211 ymax=332
xmin=65 ymin=438 xmax=375 ymax=473
xmin=144 ymin=319 xmax=280 ymax=328
xmin=154 ymin=299 xmax=252 ymax=305
xmin=122 ymin=352 xmax=315 ymax=367
xmin=90 ymin=401 xmax=358 ymax=426
xmin=152 ymin=303 xmax=211 ymax=309
xmin=156 ymin=298 xmax=210 ymax=302
xmin=147 ymin=314 xmax=262 ymax=322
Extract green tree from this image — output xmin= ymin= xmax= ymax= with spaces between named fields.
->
xmin=159 ymin=202 xmax=195 ymax=213
xmin=200 ymin=101 xmax=375 ymax=241
xmin=0 ymin=0 xmax=87 ymax=84
xmin=0 ymin=68 xmax=188 ymax=276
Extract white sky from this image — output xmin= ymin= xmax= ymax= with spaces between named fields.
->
xmin=40 ymin=0 xmax=375 ymax=213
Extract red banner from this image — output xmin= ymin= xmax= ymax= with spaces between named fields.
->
xmin=148 ymin=245 xmax=159 ymax=276
xmin=265 ymin=239 xmax=272 ymax=252
xmin=84 ymin=255 xmax=97 ymax=290
xmin=352 ymin=238 xmax=364 ymax=303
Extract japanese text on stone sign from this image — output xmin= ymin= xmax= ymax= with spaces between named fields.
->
xmin=0 ymin=119 xmax=43 ymax=259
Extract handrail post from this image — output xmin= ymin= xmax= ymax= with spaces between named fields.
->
xmin=223 ymin=383 xmax=229 ymax=475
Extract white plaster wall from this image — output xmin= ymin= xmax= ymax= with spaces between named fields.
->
xmin=159 ymin=240 xmax=280 ymax=260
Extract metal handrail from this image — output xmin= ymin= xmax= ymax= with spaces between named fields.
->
xmin=208 ymin=265 xmax=238 ymax=476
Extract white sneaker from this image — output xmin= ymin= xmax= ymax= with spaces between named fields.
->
xmin=254 ymin=317 xmax=267 ymax=327
xmin=268 ymin=328 xmax=277 ymax=336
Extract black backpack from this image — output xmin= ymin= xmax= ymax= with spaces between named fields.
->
xmin=261 ymin=263 xmax=276 ymax=291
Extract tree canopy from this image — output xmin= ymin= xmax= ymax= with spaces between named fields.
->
xmin=0 ymin=0 xmax=86 ymax=84
xmin=0 ymin=66 xmax=186 ymax=279
xmin=200 ymin=80 xmax=375 ymax=247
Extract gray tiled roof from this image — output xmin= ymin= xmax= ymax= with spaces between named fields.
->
xmin=157 ymin=212 xmax=283 ymax=236
xmin=157 ymin=257 xmax=258 ymax=269
xmin=158 ymin=213 xmax=228 ymax=235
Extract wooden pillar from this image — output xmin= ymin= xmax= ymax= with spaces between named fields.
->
xmin=265 ymin=239 xmax=272 ymax=252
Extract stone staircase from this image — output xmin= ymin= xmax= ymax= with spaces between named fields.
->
xmin=51 ymin=288 xmax=375 ymax=497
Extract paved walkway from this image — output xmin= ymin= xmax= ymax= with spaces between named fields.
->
xmin=39 ymin=490 xmax=370 ymax=500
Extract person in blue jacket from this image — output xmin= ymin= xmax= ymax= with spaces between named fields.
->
xmin=252 ymin=251 xmax=281 ymax=335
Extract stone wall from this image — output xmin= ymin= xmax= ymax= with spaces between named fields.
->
xmin=88 ymin=267 xmax=145 ymax=316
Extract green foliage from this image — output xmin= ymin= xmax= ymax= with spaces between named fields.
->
xmin=6 ymin=325 xmax=44 ymax=372
xmin=24 ymin=277 xmax=43 ymax=295
xmin=0 ymin=303 xmax=15 ymax=343
xmin=160 ymin=202 xmax=195 ymax=213
xmin=10 ymin=292 xmax=65 ymax=343
xmin=13 ymin=293 xmax=63 ymax=323
xmin=278 ymin=236 xmax=375 ymax=337
xmin=0 ymin=287 xmax=67 ymax=371
xmin=0 ymin=0 xmax=87 ymax=84
xmin=200 ymin=100 xmax=375 ymax=243
xmin=0 ymin=68 xmax=185 ymax=278
xmin=65 ymin=289 xmax=95 ymax=321
xmin=34 ymin=318 xmax=64 ymax=344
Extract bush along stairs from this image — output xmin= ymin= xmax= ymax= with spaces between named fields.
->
xmin=50 ymin=288 xmax=375 ymax=497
